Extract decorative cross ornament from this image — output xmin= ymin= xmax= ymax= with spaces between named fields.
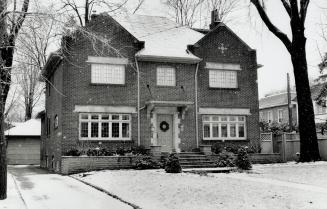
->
xmin=218 ymin=43 xmax=228 ymax=54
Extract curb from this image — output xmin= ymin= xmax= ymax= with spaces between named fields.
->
xmin=70 ymin=176 xmax=142 ymax=209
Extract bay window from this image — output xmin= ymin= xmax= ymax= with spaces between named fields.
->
xmin=203 ymin=115 xmax=246 ymax=140
xmin=79 ymin=113 xmax=131 ymax=140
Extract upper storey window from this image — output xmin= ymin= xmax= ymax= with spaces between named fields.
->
xmin=87 ymin=56 xmax=128 ymax=85
xmin=157 ymin=67 xmax=176 ymax=86
xmin=205 ymin=62 xmax=241 ymax=88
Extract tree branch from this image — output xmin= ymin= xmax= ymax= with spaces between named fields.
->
xmin=280 ymin=0 xmax=291 ymax=17
xmin=300 ymin=0 xmax=309 ymax=23
xmin=251 ymin=0 xmax=292 ymax=52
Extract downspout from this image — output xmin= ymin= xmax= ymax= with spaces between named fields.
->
xmin=135 ymin=57 xmax=141 ymax=146
xmin=195 ymin=63 xmax=200 ymax=148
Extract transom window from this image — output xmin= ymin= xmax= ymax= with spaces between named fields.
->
xmin=157 ymin=67 xmax=176 ymax=86
xmin=203 ymin=115 xmax=246 ymax=140
xmin=209 ymin=70 xmax=237 ymax=88
xmin=91 ymin=64 xmax=125 ymax=84
xmin=79 ymin=113 xmax=131 ymax=140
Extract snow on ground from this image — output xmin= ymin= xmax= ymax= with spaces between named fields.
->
xmin=7 ymin=165 xmax=132 ymax=209
xmin=0 ymin=173 xmax=26 ymax=209
xmin=74 ymin=162 xmax=327 ymax=209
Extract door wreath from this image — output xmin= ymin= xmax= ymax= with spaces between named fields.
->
xmin=160 ymin=121 xmax=169 ymax=132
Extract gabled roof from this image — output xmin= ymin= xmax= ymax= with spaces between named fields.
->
xmin=259 ymin=92 xmax=297 ymax=109
xmin=195 ymin=22 xmax=253 ymax=51
xmin=110 ymin=14 xmax=204 ymax=63
xmin=5 ymin=119 xmax=41 ymax=137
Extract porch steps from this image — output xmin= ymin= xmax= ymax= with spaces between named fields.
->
xmin=177 ymin=152 xmax=217 ymax=168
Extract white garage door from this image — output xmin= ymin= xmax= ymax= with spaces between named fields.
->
xmin=7 ymin=137 xmax=40 ymax=165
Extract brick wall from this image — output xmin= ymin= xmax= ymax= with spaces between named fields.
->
xmin=60 ymin=15 xmax=139 ymax=153
xmin=61 ymin=156 xmax=143 ymax=174
xmin=44 ymin=63 xmax=64 ymax=171
xmin=193 ymin=25 xmax=260 ymax=149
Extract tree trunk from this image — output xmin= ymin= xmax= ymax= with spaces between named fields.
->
xmin=0 ymin=95 xmax=6 ymax=200
xmin=291 ymin=37 xmax=321 ymax=162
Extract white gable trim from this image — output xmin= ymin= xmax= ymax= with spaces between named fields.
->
xmin=86 ymin=56 xmax=129 ymax=65
xmin=205 ymin=62 xmax=241 ymax=71
xmin=199 ymin=108 xmax=251 ymax=115
xmin=74 ymin=105 xmax=136 ymax=114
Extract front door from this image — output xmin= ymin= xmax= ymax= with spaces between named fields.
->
xmin=157 ymin=114 xmax=174 ymax=152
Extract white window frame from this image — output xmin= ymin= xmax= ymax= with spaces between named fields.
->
xmin=79 ymin=113 xmax=131 ymax=141
xmin=267 ymin=111 xmax=273 ymax=123
xmin=91 ymin=63 xmax=125 ymax=85
xmin=202 ymin=115 xmax=246 ymax=140
xmin=156 ymin=66 xmax=176 ymax=86
xmin=278 ymin=109 xmax=283 ymax=123
xmin=208 ymin=70 xmax=238 ymax=88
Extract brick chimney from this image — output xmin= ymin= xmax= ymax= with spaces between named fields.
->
xmin=209 ymin=9 xmax=221 ymax=30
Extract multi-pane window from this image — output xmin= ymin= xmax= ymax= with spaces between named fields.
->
xmin=79 ymin=113 xmax=131 ymax=140
xmin=203 ymin=115 xmax=246 ymax=140
xmin=209 ymin=70 xmax=237 ymax=88
xmin=278 ymin=109 xmax=283 ymax=123
xmin=157 ymin=67 xmax=176 ymax=86
xmin=315 ymin=102 xmax=327 ymax=114
xmin=91 ymin=64 xmax=125 ymax=84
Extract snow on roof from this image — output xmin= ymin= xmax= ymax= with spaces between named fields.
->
xmin=111 ymin=14 xmax=204 ymax=62
xmin=5 ymin=119 xmax=41 ymax=137
xmin=259 ymin=93 xmax=297 ymax=109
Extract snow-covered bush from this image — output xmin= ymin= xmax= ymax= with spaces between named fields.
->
xmin=234 ymin=147 xmax=252 ymax=170
xmin=165 ymin=154 xmax=182 ymax=173
xmin=65 ymin=148 xmax=81 ymax=156
xmin=131 ymin=145 xmax=148 ymax=155
xmin=215 ymin=150 xmax=235 ymax=167
xmin=134 ymin=156 xmax=161 ymax=169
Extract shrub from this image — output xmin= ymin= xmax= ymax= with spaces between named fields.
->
xmin=86 ymin=148 xmax=115 ymax=156
xmin=165 ymin=153 xmax=182 ymax=173
xmin=116 ymin=147 xmax=127 ymax=156
xmin=131 ymin=145 xmax=148 ymax=155
xmin=65 ymin=148 xmax=81 ymax=156
xmin=212 ymin=142 xmax=240 ymax=154
xmin=215 ymin=150 xmax=235 ymax=167
xmin=134 ymin=156 xmax=161 ymax=169
xmin=234 ymin=147 xmax=252 ymax=170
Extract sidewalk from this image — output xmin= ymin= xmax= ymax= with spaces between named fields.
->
xmin=3 ymin=165 xmax=132 ymax=209
xmin=0 ymin=173 xmax=26 ymax=209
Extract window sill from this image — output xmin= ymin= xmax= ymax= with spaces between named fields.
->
xmin=208 ymin=87 xmax=240 ymax=91
xmin=203 ymin=138 xmax=247 ymax=141
xmin=79 ymin=138 xmax=132 ymax=141
xmin=89 ymin=83 xmax=126 ymax=87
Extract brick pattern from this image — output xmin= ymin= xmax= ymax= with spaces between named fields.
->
xmin=61 ymin=156 xmax=143 ymax=174
xmin=193 ymin=26 xmax=260 ymax=149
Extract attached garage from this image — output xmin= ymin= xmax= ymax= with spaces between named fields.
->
xmin=5 ymin=119 xmax=41 ymax=165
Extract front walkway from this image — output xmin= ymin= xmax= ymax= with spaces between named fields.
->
xmin=4 ymin=165 xmax=132 ymax=209
xmin=73 ymin=162 xmax=327 ymax=209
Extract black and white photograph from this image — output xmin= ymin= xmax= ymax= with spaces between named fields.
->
xmin=1 ymin=0 xmax=327 ymax=208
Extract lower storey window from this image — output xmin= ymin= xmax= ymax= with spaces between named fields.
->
xmin=203 ymin=115 xmax=246 ymax=140
xmin=79 ymin=113 xmax=131 ymax=140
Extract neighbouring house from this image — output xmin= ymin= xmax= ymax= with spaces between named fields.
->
xmin=259 ymin=92 xmax=298 ymax=125
xmin=41 ymin=10 xmax=260 ymax=172
xmin=259 ymin=74 xmax=327 ymax=127
xmin=5 ymin=119 xmax=41 ymax=165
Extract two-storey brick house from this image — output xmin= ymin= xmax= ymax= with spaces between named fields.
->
xmin=41 ymin=10 xmax=260 ymax=172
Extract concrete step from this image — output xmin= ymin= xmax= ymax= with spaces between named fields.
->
xmin=181 ymin=164 xmax=217 ymax=168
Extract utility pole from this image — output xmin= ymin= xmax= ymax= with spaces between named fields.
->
xmin=287 ymin=73 xmax=293 ymax=132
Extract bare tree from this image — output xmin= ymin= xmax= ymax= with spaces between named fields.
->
xmin=59 ymin=0 xmax=145 ymax=26
xmin=13 ymin=10 xmax=57 ymax=121
xmin=204 ymin=0 xmax=239 ymax=23
xmin=164 ymin=0 xmax=205 ymax=27
xmin=0 ymin=0 xmax=31 ymax=199
xmin=250 ymin=0 xmax=320 ymax=162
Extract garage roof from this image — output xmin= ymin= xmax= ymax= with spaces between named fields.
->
xmin=5 ymin=119 xmax=41 ymax=136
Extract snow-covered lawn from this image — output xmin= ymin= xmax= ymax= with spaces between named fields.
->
xmin=73 ymin=161 xmax=327 ymax=209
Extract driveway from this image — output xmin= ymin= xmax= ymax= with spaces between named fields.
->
xmin=8 ymin=165 xmax=132 ymax=209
